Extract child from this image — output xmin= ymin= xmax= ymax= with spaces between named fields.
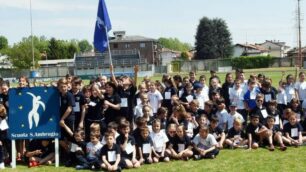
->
xmin=229 ymin=79 xmax=245 ymax=118
xmin=179 ymin=83 xmax=196 ymax=108
xmin=283 ymin=112 xmax=306 ymax=146
xmin=260 ymin=80 xmax=276 ymax=107
xmin=0 ymin=104 xmax=8 ymax=169
xmin=209 ymin=117 xmax=225 ymax=149
xmin=246 ymin=114 xmax=274 ymax=150
xmin=289 ymin=98 xmax=303 ymax=122
xmin=101 ymin=122 xmax=119 ymax=146
xmin=156 ymin=107 xmax=168 ymax=130
xmin=58 ymin=78 xmax=76 ymax=140
xmin=225 ymin=119 xmax=248 ymax=149
xmin=136 ymin=127 xmax=153 ymax=164
xmin=150 ymin=119 xmax=169 ymax=163
xmin=76 ymin=133 xmax=102 ymax=170
xmin=134 ymin=83 xmax=147 ymax=106
xmin=132 ymin=117 xmax=147 ymax=144
xmin=276 ymin=80 xmax=287 ymax=115
xmin=116 ymin=121 xmax=140 ymax=169
xmin=285 ymin=74 xmax=298 ymax=104
xmin=148 ymin=81 xmax=163 ymax=115
xmin=192 ymin=125 xmax=219 ymax=159
xmin=244 ymin=79 xmax=261 ymax=112
xmin=169 ymin=125 xmax=193 ymax=160
xmin=100 ymin=132 xmax=121 ymax=171
xmin=70 ymin=78 xmax=86 ymax=130
xmin=267 ymin=100 xmax=282 ymax=129
xmin=265 ymin=116 xmax=287 ymax=151
xmin=25 ymin=140 xmax=55 ymax=167
xmin=215 ymin=98 xmax=230 ymax=131
xmin=227 ymin=102 xmax=245 ymax=130
xmin=193 ymin=114 xmax=209 ymax=137
xmin=65 ymin=129 xmax=87 ymax=167
xmin=142 ymin=105 xmax=154 ymax=131
xmin=187 ymin=100 xmax=201 ymax=117
xmin=183 ymin=113 xmax=198 ymax=138
xmin=194 ymin=82 xmax=206 ymax=110
xmin=251 ymin=94 xmax=269 ymax=124
xmin=134 ymin=93 xmax=150 ymax=119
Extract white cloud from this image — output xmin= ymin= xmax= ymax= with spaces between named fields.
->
xmin=0 ymin=0 xmax=96 ymax=12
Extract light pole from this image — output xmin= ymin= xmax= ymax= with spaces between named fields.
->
xmin=30 ymin=0 xmax=35 ymax=70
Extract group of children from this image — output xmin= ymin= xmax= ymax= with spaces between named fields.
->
xmin=0 ymin=66 xmax=306 ymax=171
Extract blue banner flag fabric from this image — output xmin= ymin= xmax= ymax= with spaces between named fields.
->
xmin=94 ymin=0 xmax=112 ymax=53
xmin=8 ymin=87 xmax=61 ymax=140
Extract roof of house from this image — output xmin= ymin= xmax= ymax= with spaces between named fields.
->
xmin=287 ymin=47 xmax=306 ymax=54
xmin=259 ymin=40 xmax=290 ymax=49
xmin=110 ymin=35 xmax=157 ymax=43
xmin=235 ymin=43 xmax=269 ymax=52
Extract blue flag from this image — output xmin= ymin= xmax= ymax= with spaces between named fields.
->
xmin=94 ymin=0 xmax=112 ymax=53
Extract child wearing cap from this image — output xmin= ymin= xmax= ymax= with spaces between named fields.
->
xmin=227 ymin=102 xmax=245 ymax=130
xmin=194 ymin=82 xmax=206 ymax=110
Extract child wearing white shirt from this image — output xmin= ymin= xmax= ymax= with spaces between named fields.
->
xmin=148 ymin=82 xmax=163 ymax=114
xmin=150 ymin=119 xmax=169 ymax=163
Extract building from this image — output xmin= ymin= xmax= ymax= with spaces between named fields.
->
xmin=287 ymin=46 xmax=306 ymax=67
xmin=157 ymin=48 xmax=181 ymax=66
xmin=233 ymin=43 xmax=269 ymax=57
xmin=0 ymin=55 xmax=13 ymax=69
xmin=108 ymin=31 xmax=158 ymax=64
xmin=257 ymin=40 xmax=290 ymax=58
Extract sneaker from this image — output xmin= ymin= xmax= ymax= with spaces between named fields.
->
xmin=76 ymin=165 xmax=85 ymax=170
xmin=0 ymin=162 xmax=5 ymax=169
xmin=194 ymin=155 xmax=201 ymax=160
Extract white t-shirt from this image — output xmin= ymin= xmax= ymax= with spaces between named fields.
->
xmin=216 ymin=109 xmax=230 ymax=130
xmin=229 ymin=87 xmax=245 ymax=109
xmin=195 ymin=93 xmax=206 ymax=110
xmin=86 ymin=142 xmax=102 ymax=158
xmin=192 ymin=133 xmax=217 ymax=148
xmin=285 ymin=84 xmax=296 ymax=103
xmin=295 ymin=81 xmax=306 ymax=101
xmin=276 ymin=88 xmax=287 ymax=105
xmin=150 ymin=130 xmax=169 ymax=152
xmin=148 ymin=90 xmax=163 ymax=113
xmin=227 ymin=112 xmax=245 ymax=130
xmin=186 ymin=121 xmax=197 ymax=138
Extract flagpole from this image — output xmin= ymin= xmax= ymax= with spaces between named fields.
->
xmin=105 ymin=26 xmax=113 ymax=66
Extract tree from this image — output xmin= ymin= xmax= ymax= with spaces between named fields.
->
xmin=0 ymin=36 xmax=8 ymax=50
xmin=78 ymin=39 xmax=93 ymax=53
xmin=195 ymin=17 xmax=233 ymax=59
xmin=7 ymin=40 xmax=40 ymax=69
xmin=181 ymin=51 xmax=190 ymax=60
xmin=158 ymin=37 xmax=192 ymax=52
xmin=48 ymin=38 xmax=61 ymax=60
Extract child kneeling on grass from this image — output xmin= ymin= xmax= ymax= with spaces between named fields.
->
xmin=192 ymin=125 xmax=219 ymax=159
xmin=25 ymin=139 xmax=55 ymax=167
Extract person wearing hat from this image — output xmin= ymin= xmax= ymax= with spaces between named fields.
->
xmin=194 ymin=82 xmax=205 ymax=110
xmin=227 ymin=102 xmax=245 ymax=130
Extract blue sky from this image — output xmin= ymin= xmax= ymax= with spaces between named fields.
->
xmin=0 ymin=0 xmax=305 ymax=48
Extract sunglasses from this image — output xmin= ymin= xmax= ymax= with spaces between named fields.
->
xmin=256 ymin=100 xmax=263 ymax=102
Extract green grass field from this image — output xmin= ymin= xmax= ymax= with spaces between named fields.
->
xmin=4 ymin=146 xmax=306 ymax=172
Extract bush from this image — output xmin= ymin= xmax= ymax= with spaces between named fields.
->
xmin=231 ymin=55 xmax=273 ymax=69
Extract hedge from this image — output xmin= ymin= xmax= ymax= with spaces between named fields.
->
xmin=231 ymin=56 xmax=273 ymax=69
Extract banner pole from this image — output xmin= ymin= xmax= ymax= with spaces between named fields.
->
xmin=105 ymin=25 xmax=113 ymax=66
xmin=11 ymin=140 xmax=16 ymax=168
xmin=55 ymin=138 xmax=59 ymax=167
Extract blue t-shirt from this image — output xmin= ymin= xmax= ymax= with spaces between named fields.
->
xmin=243 ymin=87 xmax=261 ymax=110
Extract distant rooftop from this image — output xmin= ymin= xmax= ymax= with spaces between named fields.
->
xmin=110 ymin=31 xmax=156 ymax=43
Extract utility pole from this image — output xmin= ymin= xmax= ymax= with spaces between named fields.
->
xmin=297 ymin=0 xmax=303 ymax=68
